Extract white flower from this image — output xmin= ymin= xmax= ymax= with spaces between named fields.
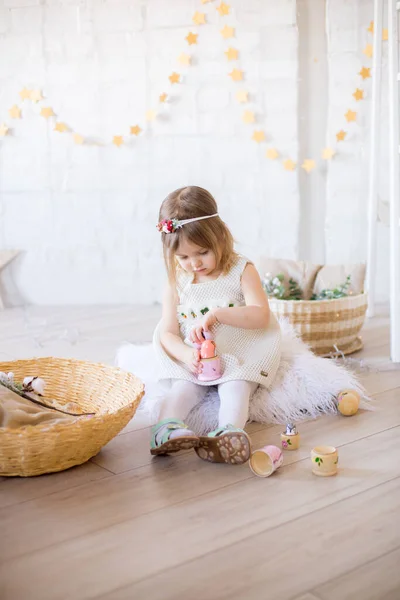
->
xmin=0 ymin=371 xmax=15 ymax=385
xmin=23 ymin=376 xmax=46 ymax=396
xmin=272 ymin=277 xmax=281 ymax=286
xmin=273 ymin=289 xmax=279 ymax=295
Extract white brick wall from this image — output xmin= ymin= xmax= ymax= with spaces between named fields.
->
xmin=0 ymin=0 xmax=389 ymax=306
xmin=0 ymin=0 xmax=300 ymax=305
xmin=325 ymin=0 xmax=389 ymax=302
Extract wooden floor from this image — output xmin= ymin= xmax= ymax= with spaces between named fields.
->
xmin=0 ymin=304 xmax=400 ymax=600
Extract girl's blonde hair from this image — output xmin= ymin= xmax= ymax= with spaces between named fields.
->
xmin=158 ymin=186 xmax=237 ymax=285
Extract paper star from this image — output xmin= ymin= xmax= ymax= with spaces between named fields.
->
xmin=30 ymin=89 xmax=44 ymax=103
xmin=220 ymin=24 xmax=234 ymax=39
xmin=236 ymin=90 xmax=248 ymax=103
xmin=229 ymin=68 xmax=243 ymax=82
xmin=0 ymin=123 xmax=9 ymax=136
xmin=193 ymin=11 xmax=206 ymax=25
xmin=367 ymin=21 xmax=374 ymax=34
xmin=54 ymin=122 xmax=68 ymax=133
xmin=363 ymin=44 xmax=373 ymax=58
xmin=345 ymin=109 xmax=357 ymax=123
xmin=186 ymin=32 xmax=198 ymax=45
xmin=359 ymin=67 xmax=371 ymax=80
xmin=353 ymin=88 xmax=364 ymax=101
xmin=322 ymin=147 xmax=335 ymax=160
xmin=73 ymin=134 xmax=84 ymax=145
xmin=19 ymin=88 xmax=31 ymax=101
xmin=40 ymin=107 xmax=55 ymax=119
xmin=283 ymin=159 xmax=296 ymax=171
xmin=178 ymin=53 xmax=191 ymax=66
xmin=0 ymin=251 xmax=19 ymax=309
xmin=266 ymin=148 xmax=279 ymax=160
xmin=302 ymin=159 xmax=316 ymax=173
xmin=113 ymin=136 xmax=123 ymax=147
xmin=336 ymin=130 xmax=347 ymax=142
xmin=225 ymin=47 xmax=238 ymax=61
xmin=9 ymin=105 xmax=21 ymax=119
xmin=242 ymin=110 xmax=255 ymax=124
xmin=252 ymin=130 xmax=265 ymax=143
xmin=159 ymin=93 xmax=168 ymax=103
xmin=216 ymin=2 xmax=230 ymax=16
xmin=130 ymin=125 xmax=142 ymax=136
xmin=383 ymin=28 xmax=388 ymax=41
xmin=169 ymin=72 xmax=181 ymax=84
xmin=146 ymin=110 xmax=157 ymax=121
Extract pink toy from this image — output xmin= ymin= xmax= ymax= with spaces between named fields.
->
xmin=194 ymin=331 xmax=222 ymax=382
xmin=249 ymin=445 xmax=283 ymax=478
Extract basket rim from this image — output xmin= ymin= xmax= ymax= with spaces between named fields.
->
xmin=0 ymin=356 xmax=144 ymax=384
xmin=0 ymin=356 xmax=144 ymax=436
xmin=0 ymin=355 xmax=138 ymax=370
xmin=268 ymin=291 xmax=367 ymax=306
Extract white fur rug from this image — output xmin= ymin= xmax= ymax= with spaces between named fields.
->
xmin=115 ymin=319 xmax=369 ymax=435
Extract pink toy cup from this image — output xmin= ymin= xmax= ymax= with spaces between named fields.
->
xmin=198 ymin=356 xmax=222 ymax=382
xmin=193 ymin=331 xmax=222 ymax=382
xmin=249 ymin=445 xmax=283 ymax=477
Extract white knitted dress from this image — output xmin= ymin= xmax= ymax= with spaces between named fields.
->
xmin=153 ymin=255 xmax=282 ymax=388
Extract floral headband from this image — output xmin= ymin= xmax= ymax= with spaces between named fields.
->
xmin=157 ymin=213 xmax=219 ymax=234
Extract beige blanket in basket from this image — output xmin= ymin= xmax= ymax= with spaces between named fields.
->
xmin=0 ymin=385 xmax=75 ymax=428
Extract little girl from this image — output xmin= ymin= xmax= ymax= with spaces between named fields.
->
xmin=152 ymin=186 xmax=281 ymax=465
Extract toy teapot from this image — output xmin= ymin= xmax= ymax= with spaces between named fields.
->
xmin=194 ymin=331 xmax=222 ymax=382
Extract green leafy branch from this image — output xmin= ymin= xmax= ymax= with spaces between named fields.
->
xmin=310 ymin=275 xmax=352 ymax=301
xmin=263 ymin=273 xmax=352 ymax=302
xmin=262 ymin=273 xmax=302 ymax=301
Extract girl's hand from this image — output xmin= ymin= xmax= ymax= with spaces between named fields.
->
xmin=181 ymin=346 xmax=203 ymax=375
xmin=189 ymin=310 xmax=218 ymax=345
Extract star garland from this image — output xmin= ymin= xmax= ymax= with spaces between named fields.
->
xmin=0 ymin=7 xmax=204 ymax=148
xmin=212 ymin=7 xmax=387 ymax=173
xmin=0 ymin=4 xmax=388 ymax=171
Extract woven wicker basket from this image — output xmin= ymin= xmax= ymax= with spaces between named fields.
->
xmin=0 ymin=357 xmax=144 ymax=477
xmin=269 ymin=292 xmax=368 ymax=356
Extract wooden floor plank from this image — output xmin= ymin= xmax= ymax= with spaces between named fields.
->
xmin=359 ymin=369 xmax=400 ymax=396
xmin=97 ymin=477 xmax=400 ymax=600
xmin=0 ymin=389 xmax=398 ymax=562
xmin=314 ymin=547 xmax=400 ymax=600
xmin=1 ymin=427 xmax=399 ymax=599
xmin=0 ymin=462 xmax=111 ymax=510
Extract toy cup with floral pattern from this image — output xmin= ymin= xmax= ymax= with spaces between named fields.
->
xmin=280 ymin=423 xmax=300 ymax=450
xmin=249 ymin=444 xmax=283 ymax=477
xmin=311 ymin=445 xmax=339 ymax=477
xmin=194 ymin=331 xmax=222 ymax=382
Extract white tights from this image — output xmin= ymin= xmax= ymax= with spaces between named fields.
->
xmin=158 ymin=380 xmax=258 ymax=430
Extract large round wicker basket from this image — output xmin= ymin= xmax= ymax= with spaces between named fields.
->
xmin=0 ymin=357 xmax=144 ymax=477
xmin=268 ymin=292 xmax=368 ymax=356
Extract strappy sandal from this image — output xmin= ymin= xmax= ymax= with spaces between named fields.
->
xmin=195 ymin=424 xmax=251 ymax=465
xmin=150 ymin=418 xmax=200 ymax=456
